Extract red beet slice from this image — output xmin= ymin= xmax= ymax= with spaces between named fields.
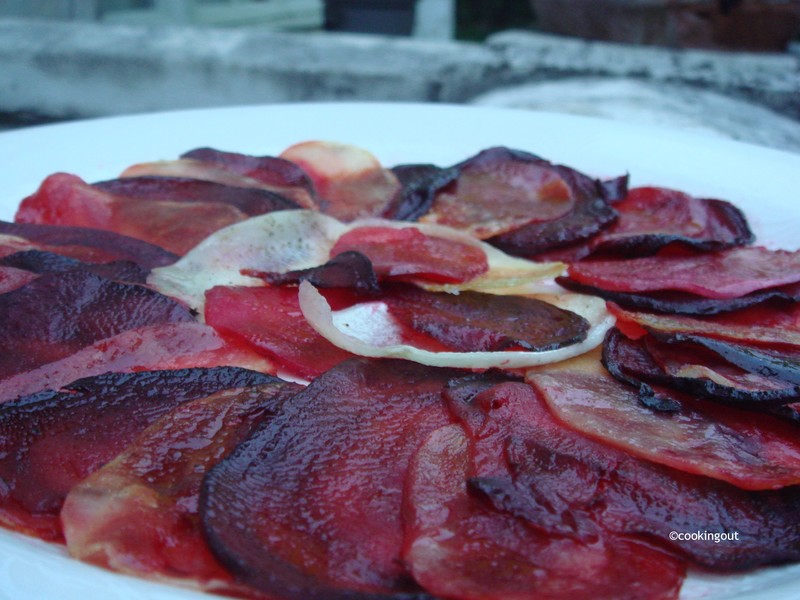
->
xmin=608 ymin=302 xmax=800 ymax=349
xmin=420 ymin=147 xmax=578 ymax=239
xmin=532 ymin=369 xmax=800 ymax=490
xmin=16 ymin=173 xmax=255 ymax=255
xmin=181 ymin=146 xmax=318 ymax=209
xmin=445 ymin=374 xmax=800 ymax=570
xmin=403 ymin=424 xmax=686 ymax=600
xmin=204 ymin=285 xmax=355 ymax=380
xmin=581 ymin=187 xmax=753 ymax=258
xmin=0 ymin=367 xmax=277 ymax=541
xmin=0 ymin=322 xmax=271 ymax=403
xmin=0 ymin=220 xmax=177 ymax=268
xmin=565 ymin=247 xmax=800 ymax=299
xmin=330 ymin=226 xmax=489 ymax=284
xmin=487 ymin=172 xmax=623 ymax=256
xmin=62 ymin=380 xmax=301 ymax=592
xmin=0 ymin=270 xmax=193 ymax=380
xmin=200 ymin=358 xmax=458 ymax=598
xmin=94 ymin=176 xmax=300 ymax=215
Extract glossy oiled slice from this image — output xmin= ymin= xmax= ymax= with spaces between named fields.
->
xmin=403 ymin=424 xmax=686 ymax=600
xmin=445 ymin=375 xmax=800 ymax=570
xmin=0 ymin=220 xmax=178 ymax=268
xmin=0 ymin=367 xmax=277 ymax=541
xmin=205 ymin=285 xmax=355 ymax=380
xmin=201 ymin=358 xmax=458 ymax=598
xmin=62 ymin=381 xmax=300 ymax=595
xmin=0 ymin=322 xmax=272 ymax=402
xmin=531 ymin=370 xmax=800 ymax=490
xmin=565 ymin=247 xmax=800 ymax=299
xmin=0 ymin=270 xmax=193 ymax=380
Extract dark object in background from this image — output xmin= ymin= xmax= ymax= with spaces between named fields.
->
xmin=529 ymin=0 xmax=800 ymax=52
xmin=324 ymin=0 xmax=418 ymax=35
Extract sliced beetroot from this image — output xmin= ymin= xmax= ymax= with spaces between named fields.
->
xmin=200 ymin=358 xmax=458 ymax=598
xmin=330 ymin=226 xmax=489 ymax=284
xmin=487 ymin=173 xmax=620 ymax=256
xmin=419 ymin=147 xmax=578 ymax=239
xmin=0 ymin=265 xmax=38 ymax=294
xmin=16 ymin=173 xmax=253 ymax=255
xmin=404 ymin=424 xmax=685 ymax=600
xmin=585 ymin=187 xmax=753 ymax=256
xmin=62 ymin=380 xmax=301 ymax=592
xmin=385 ymin=163 xmax=459 ymax=221
xmin=445 ymin=374 xmax=800 ymax=570
xmin=0 ymin=249 xmax=149 ymax=283
xmin=602 ymin=328 xmax=800 ymax=406
xmin=381 ymin=284 xmax=590 ymax=352
xmin=532 ymin=369 xmax=800 ymax=490
xmin=247 ymin=251 xmax=381 ymax=295
xmin=280 ymin=141 xmax=401 ymax=221
xmin=204 ymin=285 xmax=355 ymax=380
xmin=608 ymin=302 xmax=800 ymax=349
xmin=655 ymin=333 xmax=800 ymax=386
xmin=0 ymin=220 xmax=177 ymax=268
xmin=0 ymin=322 xmax=271 ymax=403
xmin=94 ymin=176 xmax=300 ymax=214
xmin=557 ymin=277 xmax=800 ymax=315
xmin=565 ymin=247 xmax=800 ymax=299
xmin=0 ymin=270 xmax=194 ymax=380
xmin=0 ymin=366 xmax=276 ymax=541
xmin=181 ymin=146 xmax=318 ymax=209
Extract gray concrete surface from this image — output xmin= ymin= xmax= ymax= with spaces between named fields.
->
xmin=1 ymin=19 xmax=799 ymax=153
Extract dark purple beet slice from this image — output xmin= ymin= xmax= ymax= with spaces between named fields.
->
xmin=557 ymin=277 xmax=800 ymax=315
xmin=0 ymin=249 xmax=149 ymax=283
xmin=0 ymin=367 xmax=278 ymax=541
xmin=385 ymin=164 xmax=459 ymax=221
xmin=445 ymin=373 xmax=800 ymax=570
xmin=181 ymin=147 xmax=317 ymax=206
xmin=0 ymin=220 xmax=177 ymax=268
xmin=94 ymin=176 xmax=300 ymax=215
xmin=602 ymin=328 xmax=800 ymax=406
xmin=381 ymin=283 xmax=590 ymax=352
xmin=0 ymin=270 xmax=195 ymax=379
xmin=245 ymin=251 xmax=381 ymax=295
xmin=586 ymin=187 xmax=753 ymax=257
xmin=488 ymin=170 xmax=622 ymax=256
xmin=201 ymin=357 xmax=459 ymax=599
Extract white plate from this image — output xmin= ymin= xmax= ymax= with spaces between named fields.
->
xmin=1 ymin=102 xmax=800 ymax=600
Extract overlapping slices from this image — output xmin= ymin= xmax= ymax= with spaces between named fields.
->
xmin=61 ymin=379 xmax=301 ymax=595
xmin=0 ymin=268 xmax=194 ymax=381
xmin=147 ymin=209 xmax=602 ymax=375
xmin=0 ymin=219 xmax=178 ymax=268
xmin=15 ymin=172 xmax=300 ymax=255
xmin=528 ymin=354 xmax=800 ymax=490
xmin=535 ymin=186 xmax=754 ymax=262
xmin=446 ymin=372 xmax=800 ymax=571
xmin=558 ymin=246 xmax=800 ymax=314
xmin=0 ymin=367 xmax=276 ymax=541
xmin=393 ymin=147 xmax=623 ymax=251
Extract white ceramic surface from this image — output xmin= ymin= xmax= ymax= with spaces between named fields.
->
xmin=1 ymin=102 xmax=800 ymax=600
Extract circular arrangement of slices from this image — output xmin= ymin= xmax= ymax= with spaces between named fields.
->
xmin=2 ymin=139 xmax=800 ymax=600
